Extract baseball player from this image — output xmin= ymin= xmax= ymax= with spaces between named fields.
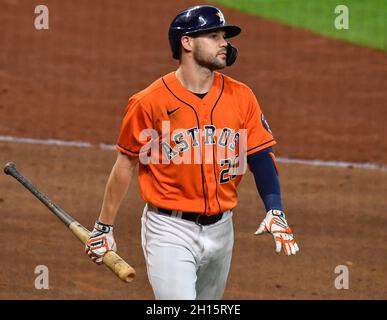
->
xmin=85 ymin=5 xmax=299 ymax=300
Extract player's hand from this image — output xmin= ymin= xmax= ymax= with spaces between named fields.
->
xmin=85 ymin=221 xmax=117 ymax=265
xmin=254 ymin=210 xmax=299 ymax=256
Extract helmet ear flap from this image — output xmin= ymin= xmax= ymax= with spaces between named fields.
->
xmin=226 ymin=42 xmax=238 ymax=66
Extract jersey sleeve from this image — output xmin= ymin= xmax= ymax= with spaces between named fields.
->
xmin=116 ymin=96 xmax=154 ymax=157
xmin=244 ymin=89 xmax=276 ymax=156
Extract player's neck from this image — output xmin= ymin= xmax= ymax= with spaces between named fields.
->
xmin=175 ymin=64 xmax=214 ymax=94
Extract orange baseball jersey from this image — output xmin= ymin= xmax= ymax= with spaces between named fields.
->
xmin=116 ymin=71 xmax=276 ymax=215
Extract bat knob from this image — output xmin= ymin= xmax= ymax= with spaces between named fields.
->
xmin=3 ymin=162 xmax=16 ymax=175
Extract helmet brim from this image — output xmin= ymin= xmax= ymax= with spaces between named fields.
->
xmin=186 ymin=24 xmax=241 ymax=39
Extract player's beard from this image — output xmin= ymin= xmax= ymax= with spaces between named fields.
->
xmin=193 ymin=43 xmax=227 ymax=71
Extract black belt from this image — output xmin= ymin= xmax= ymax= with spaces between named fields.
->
xmin=156 ymin=207 xmax=224 ymax=226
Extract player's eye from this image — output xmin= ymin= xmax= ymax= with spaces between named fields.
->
xmin=207 ymin=32 xmax=225 ymax=40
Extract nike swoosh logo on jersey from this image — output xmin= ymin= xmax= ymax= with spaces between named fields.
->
xmin=167 ymin=107 xmax=181 ymax=116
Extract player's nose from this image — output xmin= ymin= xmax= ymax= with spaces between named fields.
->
xmin=220 ymin=37 xmax=228 ymax=48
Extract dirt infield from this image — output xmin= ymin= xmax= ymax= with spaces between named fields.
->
xmin=1 ymin=1 xmax=386 ymax=299
xmin=1 ymin=143 xmax=386 ymax=299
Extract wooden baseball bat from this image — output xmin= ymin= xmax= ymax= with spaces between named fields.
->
xmin=3 ymin=162 xmax=135 ymax=283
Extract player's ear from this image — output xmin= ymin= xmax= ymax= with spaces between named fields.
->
xmin=180 ymin=35 xmax=194 ymax=55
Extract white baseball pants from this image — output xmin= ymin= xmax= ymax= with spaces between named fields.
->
xmin=141 ymin=203 xmax=234 ymax=300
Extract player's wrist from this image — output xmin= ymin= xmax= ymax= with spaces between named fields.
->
xmin=97 ymin=212 xmax=115 ymax=227
xmin=94 ymin=220 xmax=114 ymax=233
xmin=267 ymin=209 xmax=285 ymax=217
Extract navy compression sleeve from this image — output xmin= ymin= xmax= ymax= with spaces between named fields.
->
xmin=247 ymin=147 xmax=283 ymax=211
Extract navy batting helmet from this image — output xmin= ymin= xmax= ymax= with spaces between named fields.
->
xmin=168 ymin=5 xmax=241 ymax=60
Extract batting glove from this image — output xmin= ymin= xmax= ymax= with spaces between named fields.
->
xmin=255 ymin=210 xmax=299 ymax=256
xmin=85 ymin=221 xmax=117 ymax=265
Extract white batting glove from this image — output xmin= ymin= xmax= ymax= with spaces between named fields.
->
xmin=255 ymin=210 xmax=299 ymax=256
xmin=85 ymin=221 xmax=117 ymax=265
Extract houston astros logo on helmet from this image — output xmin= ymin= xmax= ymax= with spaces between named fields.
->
xmin=215 ymin=11 xmax=225 ymax=23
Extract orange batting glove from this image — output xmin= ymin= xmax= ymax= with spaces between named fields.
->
xmin=255 ymin=210 xmax=299 ymax=256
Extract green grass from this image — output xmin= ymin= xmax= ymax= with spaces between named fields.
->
xmin=209 ymin=0 xmax=387 ymax=51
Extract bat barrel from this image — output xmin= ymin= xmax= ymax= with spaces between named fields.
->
xmin=3 ymin=162 xmax=16 ymax=175
xmin=3 ymin=162 xmax=75 ymax=227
